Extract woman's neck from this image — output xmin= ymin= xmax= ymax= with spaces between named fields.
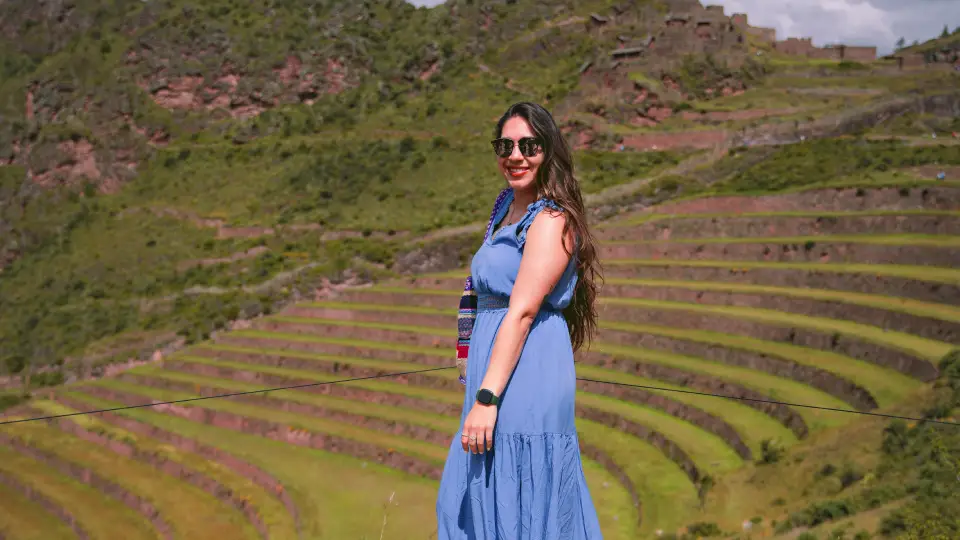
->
xmin=511 ymin=187 xmax=538 ymax=210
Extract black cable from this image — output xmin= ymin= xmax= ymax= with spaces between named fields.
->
xmin=0 ymin=366 xmax=454 ymax=426
xmin=1 ymin=366 xmax=957 ymax=428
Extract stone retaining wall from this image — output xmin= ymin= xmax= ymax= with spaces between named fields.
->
xmin=0 ymin=468 xmax=91 ymax=539
xmin=167 ymin=350 xmax=753 ymax=461
xmin=114 ymin=373 xmax=451 ymax=446
xmin=217 ymin=334 xmax=452 ymax=367
xmin=643 ymin=186 xmax=960 ymax=215
xmin=601 ymin=214 xmax=960 ymax=241
xmin=180 ymin=348 xmax=462 ymax=416
xmin=282 ymin=305 xmax=454 ymax=329
xmin=600 ymin=242 xmax=959 ymax=268
xmin=43 ymin=414 xmax=270 ymax=540
xmin=602 ymin=283 xmax=960 ymax=344
xmin=578 ymin=441 xmax=642 ymax=525
xmin=579 ymin=352 xmax=808 ymax=438
xmin=577 ymin=405 xmax=701 ymax=483
xmin=601 ymin=264 xmax=960 ymax=305
xmin=0 ymin=431 xmax=174 ymax=540
xmin=591 ymin=330 xmax=877 ymax=410
xmin=75 ymin=385 xmax=444 ymax=480
xmin=122 ymin=370 xmax=706 ymax=491
xmin=53 ymin=394 xmax=302 ymax=537
xmin=576 ymin=379 xmax=752 ymax=460
xmin=596 ymin=304 xmax=939 ymax=380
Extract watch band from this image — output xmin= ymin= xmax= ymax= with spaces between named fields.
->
xmin=476 ymin=388 xmax=500 ymax=407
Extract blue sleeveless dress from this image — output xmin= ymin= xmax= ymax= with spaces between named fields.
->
xmin=436 ymin=193 xmax=604 ymax=539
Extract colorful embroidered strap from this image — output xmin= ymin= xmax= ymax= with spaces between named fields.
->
xmin=457 ymin=188 xmax=511 ymax=385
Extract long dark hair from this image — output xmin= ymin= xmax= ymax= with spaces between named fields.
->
xmin=494 ymin=102 xmax=603 ymax=352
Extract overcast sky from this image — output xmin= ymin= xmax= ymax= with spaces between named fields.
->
xmin=406 ymin=0 xmax=959 ymax=55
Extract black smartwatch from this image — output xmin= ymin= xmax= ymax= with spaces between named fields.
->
xmin=476 ymin=388 xmax=500 ymax=407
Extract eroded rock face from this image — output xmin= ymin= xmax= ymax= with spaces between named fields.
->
xmin=135 ymin=52 xmax=357 ymax=119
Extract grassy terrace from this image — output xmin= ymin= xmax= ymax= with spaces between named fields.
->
xmin=153 ymin=349 xmax=726 ymax=481
xmin=3 ymin=416 xmax=260 ymax=540
xmin=0 ymin=480 xmax=79 ymax=540
xmin=202 ymin=326 xmax=794 ymax=452
xmin=601 ymin=279 xmax=960 ymax=324
xmin=85 ymin=378 xmax=450 ymax=464
xmin=0 ymin=437 xmax=157 ymax=540
xmin=599 ymin=259 xmax=960 ymax=284
xmin=162 ymin=348 xmax=749 ymax=476
xmin=55 ymin=391 xmax=454 ymax=540
xmin=364 ymin=282 xmax=923 ymax=406
xmin=28 ymin=398 xmax=301 ymax=540
xmin=598 ymin=298 xmax=952 ymax=362
xmin=278 ymin=299 xmax=920 ymax=405
xmin=602 ymin=209 xmax=960 ymax=228
xmin=65 ymin=381 xmax=644 ymax=538
xmin=577 ymin=420 xmax=699 ymax=536
xmin=603 ymin=234 xmax=960 ymax=247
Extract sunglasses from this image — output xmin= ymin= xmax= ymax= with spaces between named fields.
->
xmin=491 ymin=137 xmax=544 ymax=158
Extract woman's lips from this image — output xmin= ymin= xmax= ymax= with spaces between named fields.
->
xmin=507 ymin=167 xmax=529 ymax=177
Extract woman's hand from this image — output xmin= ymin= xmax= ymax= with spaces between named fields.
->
xmin=461 ymin=402 xmax=498 ymax=454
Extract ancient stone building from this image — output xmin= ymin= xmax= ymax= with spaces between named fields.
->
xmin=774 ymin=38 xmax=876 ymax=62
xmin=730 ymin=13 xmax=776 ymax=44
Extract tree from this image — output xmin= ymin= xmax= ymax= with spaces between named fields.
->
xmin=942 ymin=25 xmax=950 ymax=38
xmin=895 ymin=36 xmax=906 ymax=51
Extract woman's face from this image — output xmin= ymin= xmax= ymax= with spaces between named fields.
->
xmin=497 ymin=116 xmax=544 ymax=193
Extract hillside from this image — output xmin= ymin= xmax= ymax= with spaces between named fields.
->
xmin=0 ymin=0 xmax=959 ymax=538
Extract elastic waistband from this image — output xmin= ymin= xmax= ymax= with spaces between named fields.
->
xmin=477 ymin=295 xmax=560 ymax=312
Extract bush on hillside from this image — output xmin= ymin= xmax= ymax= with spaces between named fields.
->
xmin=759 ymin=438 xmax=786 ymax=464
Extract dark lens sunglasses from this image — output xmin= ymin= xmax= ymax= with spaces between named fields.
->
xmin=491 ymin=137 xmax=543 ymax=158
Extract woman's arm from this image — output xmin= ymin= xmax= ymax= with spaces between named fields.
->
xmin=479 ymin=208 xmax=575 ymax=397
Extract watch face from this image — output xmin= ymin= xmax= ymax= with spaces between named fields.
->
xmin=477 ymin=389 xmax=493 ymax=404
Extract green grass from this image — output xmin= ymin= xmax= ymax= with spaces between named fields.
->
xmin=600 ymin=259 xmax=960 ymax=285
xmin=0 ymin=440 xmax=159 ymax=540
xmin=257 ymin=309 xmax=860 ymax=424
xmin=581 ymin=457 xmax=641 ymax=540
xmin=173 ymin=349 xmax=752 ymax=476
xmin=603 ymin=278 xmax=960 ymax=324
xmin=601 ymin=297 xmax=955 ymax=362
xmin=59 ymin=390 xmax=449 ymax=540
xmin=66 ymin=385 xmax=643 ymax=540
xmin=0 ymin=481 xmax=77 ymax=540
xmin=193 ymin=343 xmax=463 ymax=403
xmin=4 ymin=418 xmax=261 ymax=540
xmin=229 ymin=328 xmax=452 ymax=358
xmin=577 ymin=420 xmax=700 ymax=537
xmin=584 ymin=344 xmax=850 ymax=431
xmin=604 ymin=234 xmax=960 ymax=247
xmin=574 ymin=365 xmax=797 ymax=455
xmin=294 ymin=288 xmax=921 ymax=407
xmin=597 ymin=320 xmax=918 ymax=408
xmin=28 ymin=398 xmax=301 ymax=540
xmin=85 ymin=377 xmax=449 ymax=464
xmin=577 ymin=392 xmax=744 ymax=476
xmin=168 ymin=352 xmax=753 ymax=469
xmin=130 ymin=363 xmax=461 ymax=433
xmin=604 ymin=209 xmax=960 ymax=228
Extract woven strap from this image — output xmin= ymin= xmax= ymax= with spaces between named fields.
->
xmin=457 ymin=188 xmax=512 ymax=385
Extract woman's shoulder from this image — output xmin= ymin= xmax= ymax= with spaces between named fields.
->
xmin=526 ymin=197 xmax=563 ymax=216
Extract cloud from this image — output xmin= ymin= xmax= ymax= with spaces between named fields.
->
xmin=403 ymin=0 xmax=958 ymax=55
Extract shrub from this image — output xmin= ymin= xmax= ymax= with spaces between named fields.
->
xmin=685 ymin=522 xmax=722 ymax=536
xmin=759 ymin=438 xmax=785 ymax=464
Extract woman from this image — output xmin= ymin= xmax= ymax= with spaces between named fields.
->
xmin=436 ymin=102 xmax=604 ymax=539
